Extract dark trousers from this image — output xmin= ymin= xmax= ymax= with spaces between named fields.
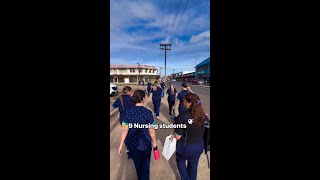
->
xmin=153 ymin=100 xmax=161 ymax=116
xmin=176 ymin=142 xmax=203 ymax=180
xmin=168 ymin=100 xmax=175 ymax=114
xmin=129 ymin=150 xmax=151 ymax=180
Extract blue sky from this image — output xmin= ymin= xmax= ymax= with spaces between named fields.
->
xmin=110 ymin=0 xmax=210 ymax=76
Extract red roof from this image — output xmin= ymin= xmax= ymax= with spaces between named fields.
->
xmin=110 ymin=64 xmax=157 ymax=69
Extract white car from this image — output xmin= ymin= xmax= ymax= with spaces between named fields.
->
xmin=110 ymin=83 xmax=118 ymax=95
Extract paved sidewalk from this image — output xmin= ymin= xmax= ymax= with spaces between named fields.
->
xmin=110 ymin=91 xmax=211 ymax=180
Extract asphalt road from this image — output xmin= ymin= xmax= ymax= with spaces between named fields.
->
xmin=167 ymin=81 xmax=211 ymax=119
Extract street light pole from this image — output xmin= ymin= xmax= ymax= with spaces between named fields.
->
xmin=137 ymin=63 xmax=140 ymax=85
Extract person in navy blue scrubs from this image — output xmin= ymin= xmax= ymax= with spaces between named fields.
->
xmin=174 ymin=83 xmax=194 ymax=115
xmin=110 ymin=86 xmax=135 ymax=125
xmin=160 ymin=80 xmax=165 ymax=98
xmin=149 ymin=81 xmax=163 ymax=119
xmin=146 ymin=81 xmax=152 ymax=97
xmin=118 ymin=90 xmax=158 ymax=180
xmin=173 ymin=93 xmax=209 ymax=180
xmin=166 ymin=83 xmax=177 ymax=116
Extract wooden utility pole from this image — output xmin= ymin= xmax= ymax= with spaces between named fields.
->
xmin=160 ymin=44 xmax=171 ymax=81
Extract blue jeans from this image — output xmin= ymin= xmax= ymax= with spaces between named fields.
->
xmin=128 ymin=150 xmax=151 ymax=180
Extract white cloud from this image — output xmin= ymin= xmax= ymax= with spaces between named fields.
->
xmin=190 ymin=31 xmax=210 ymax=43
xmin=110 ymin=0 xmax=210 ymax=70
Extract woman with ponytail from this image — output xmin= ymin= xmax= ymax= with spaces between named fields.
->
xmin=172 ymin=92 xmax=209 ymax=180
xmin=118 ymin=90 xmax=158 ymax=180
xmin=149 ymin=81 xmax=163 ymax=119
xmin=110 ymin=86 xmax=135 ymax=125
xmin=166 ymin=83 xmax=177 ymax=115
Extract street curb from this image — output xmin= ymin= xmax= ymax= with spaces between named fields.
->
xmin=187 ymin=83 xmax=210 ymax=88
xmin=199 ymin=85 xmax=210 ymax=88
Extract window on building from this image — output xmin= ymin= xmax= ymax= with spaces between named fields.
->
xmin=118 ymin=78 xmax=124 ymax=83
xmin=117 ymin=68 xmax=127 ymax=73
xmin=153 ymin=70 xmax=156 ymax=73
xmin=149 ymin=69 xmax=152 ymax=73
xmin=130 ymin=69 xmax=135 ymax=73
xmin=145 ymin=69 xmax=148 ymax=73
xmin=129 ymin=77 xmax=137 ymax=83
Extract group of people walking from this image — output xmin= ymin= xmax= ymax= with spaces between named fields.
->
xmin=146 ymin=80 xmax=194 ymax=118
xmin=110 ymin=81 xmax=210 ymax=180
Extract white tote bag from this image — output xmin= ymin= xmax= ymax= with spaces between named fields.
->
xmin=162 ymin=134 xmax=177 ymax=160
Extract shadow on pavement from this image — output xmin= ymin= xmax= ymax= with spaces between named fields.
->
xmin=114 ymin=147 xmax=137 ymax=180
xmin=147 ymin=99 xmax=181 ymax=179
xmin=154 ymin=115 xmax=180 ymax=179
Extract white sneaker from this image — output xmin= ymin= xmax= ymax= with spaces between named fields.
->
xmin=156 ymin=116 xmax=159 ymax=119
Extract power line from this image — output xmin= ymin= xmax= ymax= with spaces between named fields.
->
xmin=149 ymin=49 xmax=162 ymax=58
xmin=170 ymin=0 xmax=191 ymax=43
xmin=139 ymin=49 xmax=162 ymax=61
xmin=164 ymin=0 xmax=174 ymax=38
xmin=158 ymin=0 xmax=190 ymax=63
xmin=168 ymin=0 xmax=182 ymax=41
xmin=160 ymin=0 xmax=166 ymax=39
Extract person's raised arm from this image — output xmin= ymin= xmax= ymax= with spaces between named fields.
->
xmin=187 ymin=86 xmax=194 ymax=93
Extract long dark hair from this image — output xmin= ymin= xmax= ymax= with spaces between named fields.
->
xmin=120 ymin=86 xmax=132 ymax=108
xmin=184 ymin=93 xmax=206 ymax=126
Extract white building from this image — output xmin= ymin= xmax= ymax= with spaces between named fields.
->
xmin=110 ymin=64 xmax=160 ymax=84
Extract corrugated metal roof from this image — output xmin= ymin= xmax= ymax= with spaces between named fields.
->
xmin=110 ymin=64 xmax=157 ymax=69
xmin=195 ymin=57 xmax=210 ymax=68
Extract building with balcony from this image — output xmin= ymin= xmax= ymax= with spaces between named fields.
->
xmin=110 ymin=64 xmax=160 ymax=84
xmin=195 ymin=57 xmax=210 ymax=84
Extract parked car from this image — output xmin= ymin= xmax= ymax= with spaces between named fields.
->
xmin=172 ymin=79 xmax=176 ymax=81
xmin=191 ymin=79 xmax=204 ymax=85
xmin=110 ymin=83 xmax=118 ymax=96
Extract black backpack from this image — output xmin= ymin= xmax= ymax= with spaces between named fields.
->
xmin=203 ymin=117 xmax=211 ymax=168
